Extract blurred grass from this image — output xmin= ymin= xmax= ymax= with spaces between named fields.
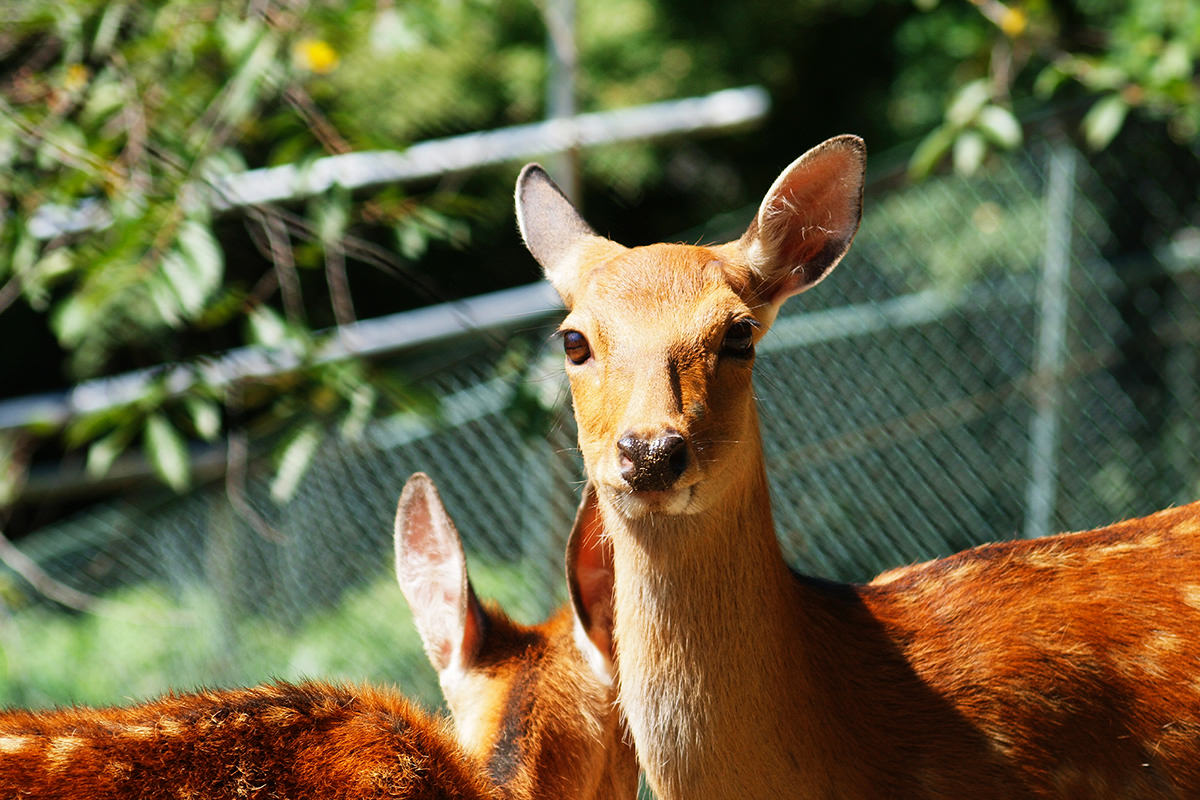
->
xmin=0 ymin=556 xmax=535 ymax=713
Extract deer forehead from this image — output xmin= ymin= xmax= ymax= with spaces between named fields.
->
xmin=565 ymin=244 xmax=756 ymax=350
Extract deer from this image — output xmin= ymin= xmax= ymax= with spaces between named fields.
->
xmin=515 ymin=135 xmax=1200 ymax=799
xmin=0 ymin=472 xmax=636 ymax=800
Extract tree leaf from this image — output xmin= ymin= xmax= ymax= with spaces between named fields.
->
xmin=247 ymin=305 xmax=290 ymax=348
xmin=184 ymin=395 xmax=222 ymax=441
xmin=91 ymin=2 xmax=127 ymax=57
xmin=946 ymin=79 xmax=991 ymax=128
xmin=1033 ymin=64 xmax=1069 ymax=99
xmin=86 ymin=424 xmax=135 ymax=478
xmin=314 ymin=190 xmax=350 ymax=245
xmin=0 ymin=433 xmax=22 ymax=507
xmin=952 ymin=129 xmax=987 ymax=175
xmin=178 ymin=220 xmax=223 ymax=284
xmin=908 ymin=125 xmax=956 ymax=180
xmin=143 ymin=413 xmax=190 ymax=492
xmin=340 ymin=383 xmax=376 ymax=441
xmin=160 ymin=220 xmax=223 ymax=317
xmin=270 ymin=423 xmax=322 ymax=503
xmin=977 ymin=105 xmax=1022 ymax=149
xmin=50 ymin=294 xmax=97 ymax=347
xmin=1082 ymin=94 xmax=1129 ymax=151
xmin=1151 ymin=40 xmax=1191 ymax=85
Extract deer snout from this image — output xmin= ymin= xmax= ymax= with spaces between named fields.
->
xmin=617 ymin=429 xmax=689 ymax=491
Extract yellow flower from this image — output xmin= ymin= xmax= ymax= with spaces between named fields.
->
xmin=293 ymin=38 xmax=339 ymax=74
xmin=1000 ymin=7 xmax=1027 ymax=37
xmin=64 ymin=63 xmax=90 ymax=91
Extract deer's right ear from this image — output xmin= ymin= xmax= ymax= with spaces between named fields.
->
xmin=515 ymin=164 xmax=624 ymax=307
xmin=395 ymin=472 xmax=486 ymax=675
xmin=566 ymin=482 xmax=615 ymax=680
xmin=738 ymin=135 xmax=866 ymax=312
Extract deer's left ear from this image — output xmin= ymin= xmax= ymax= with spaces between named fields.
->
xmin=394 ymin=473 xmax=486 ymax=675
xmin=515 ymin=164 xmax=626 ymax=309
xmin=738 ymin=135 xmax=866 ymax=310
xmin=566 ymin=482 xmax=615 ymax=679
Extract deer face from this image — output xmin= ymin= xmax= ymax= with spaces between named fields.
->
xmin=556 ymin=243 xmax=766 ymax=517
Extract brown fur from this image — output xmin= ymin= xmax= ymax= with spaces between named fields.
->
xmin=516 ymin=139 xmax=1200 ymax=799
xmin=0 ymin=681 xmax=494 ymax=800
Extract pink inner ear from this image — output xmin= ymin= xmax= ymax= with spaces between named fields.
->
xmin=395 ymin=475 xmax=474 ymax=674
xmin=752 ymin=138 xmax=865 ymax=303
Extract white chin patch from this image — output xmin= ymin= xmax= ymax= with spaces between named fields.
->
xmin=616 ymin=485 xmax=697 ymax=517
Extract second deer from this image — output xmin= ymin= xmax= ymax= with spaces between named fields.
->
xmin=518 ymin=137 xmax=1200 ymax=799
xmin=0 ymin=472 xmax=635 ymax=800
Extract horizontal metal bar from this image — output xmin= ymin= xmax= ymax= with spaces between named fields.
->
xmin=0 ymin=281 xmax=563 ymax=433
xmin=28 ymin=86 xmax=770 ymax=239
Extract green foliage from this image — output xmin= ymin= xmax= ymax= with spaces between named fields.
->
xmin=904 ymin=0 xmax=1200 ymax=178
xmin=0 ymin=0 xmax=695 ymax=503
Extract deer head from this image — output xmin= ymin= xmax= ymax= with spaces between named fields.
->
xmin=516 ymin=136 xmax=866 ymax=520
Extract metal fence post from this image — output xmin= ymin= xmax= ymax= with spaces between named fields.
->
xmin=543 ymin=0 xmax=580 ymax=204
xmin=1024 ymin=141 xmax=1077 ymax=539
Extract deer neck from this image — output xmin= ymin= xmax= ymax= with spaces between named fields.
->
xmin=601 ymin=421 xmax=826 ymax=798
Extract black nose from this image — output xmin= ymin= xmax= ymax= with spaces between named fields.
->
xmin=617 ymin=430 xmax=689 ymax=491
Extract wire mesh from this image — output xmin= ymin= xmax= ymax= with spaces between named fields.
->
xmin=3 ymin=137 xmax=1200 ymax=714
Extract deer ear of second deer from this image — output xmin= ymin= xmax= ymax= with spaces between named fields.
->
xmin=516 ymin=138 xmax=1200 ymax=800
xmin=395 ymin=472 xmax=634 ymax=800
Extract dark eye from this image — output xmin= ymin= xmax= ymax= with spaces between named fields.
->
xmin=721 ymin=319 xmax=756 ymax=358
xmin=562 ymin=330 xmax=591 ymax=364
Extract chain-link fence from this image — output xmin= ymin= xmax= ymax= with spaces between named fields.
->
xmin=3 ymin=132 xmax=1199 ymax=712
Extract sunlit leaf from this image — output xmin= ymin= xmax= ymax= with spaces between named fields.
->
xmin=184 ymin=396 xmax=222 ymax=441
xmin=395 ymin=221 xmax=428 ymax=260
xmin=22 ymin=248 xmax=74 ymax=310
xmin=51 ymin=294 xmax=97 ymax=347
xmin=163 ymin=219 xmax=224 ymax=316
xmin=35 ymin=122 xmax=86 ymax=172
xmin=1078 ymin=62 xmax=1127 ymax=92
xmin=1034 ymin=64 xmax=1069 ymax=99
xmin=270 ymin=423 xmax=322 ymax=503
xmin=314 ymin=190 xmax=350 ymax=245
xmin=907 ymin=125 xmax=956 ymax=180
xmin=79 ymin=73 xmax=126 ymax=126
xmin=1082 ymin=94 xmax=1129 ymax=151
xmin=952 ymin=129 xmax=987 ymax=175
xmin=247 ymin=305 xmax=290 ymax=348
xmin=159 ymin=251 xmax=203 ymax=317
xmin=86 ymin=424 xmax=135 ymax=478
xmin=340 ymin=383 xmax=376 ymax=440
xmin=977 ymin=105 xmax=1022 ymax=149
xmin=65 ymin=404 xmax=132 ymax=448
xmin=0 ymin=433 xmax=22 ymax=507
xmin=946 ymin=79 xmax=991 ymax=128
xmin=146 ymin=270 xmax=184 ymax=326
xmin=1151 ymin=40 xmax=1191 ymax=85
xmin=143 ymin=413 xmax=190 ymax=492
xmin=217 ymin=16 xmax=262 ymax=62
xmin=91 ymin=2 xmax=126 ymax=57
xmin=217 ymin=33 xmax=279 ymax=129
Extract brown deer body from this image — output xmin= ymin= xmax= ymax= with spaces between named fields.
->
xmin=0 ymin=473 xmax=635 ymax=800
xmin=517 ymin=138 xmax=1200 ymax=799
